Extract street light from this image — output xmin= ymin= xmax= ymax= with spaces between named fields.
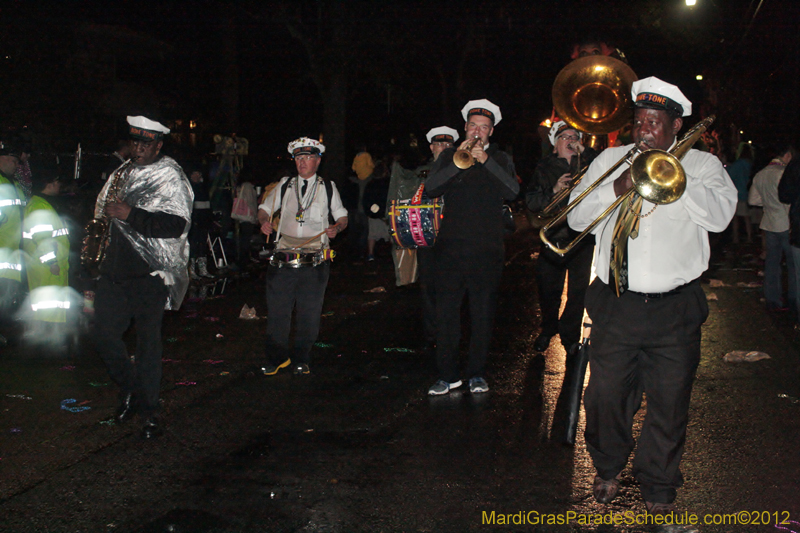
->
xmin=686 ymin=0 xmax=696 ymax=5
xmin=696 ymin=74 xmax=703 ymax=81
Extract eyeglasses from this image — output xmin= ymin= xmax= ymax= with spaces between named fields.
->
xmin=294 ymin=155 xmax=320 ymax=162
xmin=558 ymin=134 xmax=580 ymax=142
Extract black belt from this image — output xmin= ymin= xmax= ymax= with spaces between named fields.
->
xmin=626 ymin=278 xmax=699 ymax=299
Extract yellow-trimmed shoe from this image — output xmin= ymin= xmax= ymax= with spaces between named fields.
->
xmin=261 ymin=358 xmax=291 ymax=376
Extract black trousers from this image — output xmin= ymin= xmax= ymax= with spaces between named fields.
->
xmin=417 ymin=247 xmax=437 ymax=344
xmin=433 ymin=241 xmax=504 ymax=383
xmin=236 ymin=221 xmax=255 ymax=265
xmin=535 ymin=242 xmax=593 ymax=348
xmin=265 ymin=262 xmax=330 ymax=365
xmin=583 ymin=278 xmax=708 ymax=504
xmin=94 ymin=275 xmax=168 ymax=416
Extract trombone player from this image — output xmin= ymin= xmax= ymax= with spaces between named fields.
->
xmin=527 ymin=121 xmax=597 ymax=355
xmin=566 ymin=77 xmax=736 ymax=515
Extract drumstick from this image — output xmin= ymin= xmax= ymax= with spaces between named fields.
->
xmin=268 ymin=185 xmax=279 ymax=244
xmin=291 ymin=230 xmax=327 ymax=250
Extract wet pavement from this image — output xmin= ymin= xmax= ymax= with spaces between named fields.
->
xmin=1 ymin=218 xmax=799 ymax=532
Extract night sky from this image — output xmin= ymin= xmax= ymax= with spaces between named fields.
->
xmin=1 ymin=0 xmax=798 ymax=180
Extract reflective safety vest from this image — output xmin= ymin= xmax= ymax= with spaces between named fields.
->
xmin=0 ymin=176 xmax=23 ymax=282
xmin=23 ymin=195 xmax=70 ymax=323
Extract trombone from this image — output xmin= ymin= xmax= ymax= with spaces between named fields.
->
xmin=539 ymin=116 xmax=715 ymax=256
xmin=533 ymin=156 xmax=590 ymax=228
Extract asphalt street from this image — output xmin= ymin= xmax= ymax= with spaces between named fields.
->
xmin=1 ymin=217 xmax=799 ymax=533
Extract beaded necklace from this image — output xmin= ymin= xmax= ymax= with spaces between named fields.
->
xmin=294 ymin=176 xmax=319 ymax=224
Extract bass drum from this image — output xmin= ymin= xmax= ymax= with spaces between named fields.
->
xmin=387 ymin=184 xmax=443 ymax=249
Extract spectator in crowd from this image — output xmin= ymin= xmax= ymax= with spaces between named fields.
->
xmin=749 ymin=144 xmax=796 ymax=312
xmin=231 ymin=167 xmax=259 ymax=268
xmin=726 ymin=143 xmax=755 ymax=244
xmin=187 ymin=165 xmax=215 ymax=279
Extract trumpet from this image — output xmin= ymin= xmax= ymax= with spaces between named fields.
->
xmin=453 ymin=136 xmax=482 ymax=170
xmin=539 ymin=116 xmax=716 ymax=256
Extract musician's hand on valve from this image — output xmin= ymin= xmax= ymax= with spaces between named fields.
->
xmin=105 ymin=201 xmax=132 ymax=220
xmin=554 ymin=173 xmax=572 ymax=193
xmin=457 ymin=138 xmax=474 ymax=151
xmin=472 ymin=143 xmax=488 ymax=164
xmin=613 ymin=168 xmax=633 ymax=198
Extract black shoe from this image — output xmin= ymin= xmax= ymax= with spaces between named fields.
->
xmin=114 ymin=392 xmax=138 ymax=424
xmin=533 ymin=334 xmax=552 ymax=352
xmin=141 ymin=416 xmax=163 ymax=439
xmin=564 ymin=342 xmax=581 ymax=357
xmin=592 ymin=474 xmax=622 ymax=504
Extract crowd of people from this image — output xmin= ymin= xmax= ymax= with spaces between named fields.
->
xmin=2 ymin=77 xmax=797 ymax=521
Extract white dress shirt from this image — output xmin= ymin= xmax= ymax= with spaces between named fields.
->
xmin=567 ymin=143 xmax=737 ymax=293
xmin=258 ymin=174 xmax=348 ymax=249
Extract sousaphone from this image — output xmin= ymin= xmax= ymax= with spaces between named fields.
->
xmin=552 ymin=55 xmax=638 ymax=147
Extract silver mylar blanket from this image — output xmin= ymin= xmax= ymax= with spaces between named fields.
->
xmin=95 ymin=155 xmax=193 ymax=310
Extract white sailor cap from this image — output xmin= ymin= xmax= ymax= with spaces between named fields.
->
xmin=287 ymin=137 xmax=325 ymax=157
xmin=127 ymin=116 xmax=170 ymax=141
xmin=425 ymin=126 xmax=460 ymax=144
xmin=631 ymin=76 xmax=692 ymax=117
xmin=461 ymin=99 xmax=502 ymax=125
xmin=548 ymin=121 xmax=583 ymax=146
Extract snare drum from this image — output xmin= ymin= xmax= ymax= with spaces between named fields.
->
xmin=268 ymin=248 xmax=336 ymax=268
xmin=387 ymin=184 xmax=443 ymax=249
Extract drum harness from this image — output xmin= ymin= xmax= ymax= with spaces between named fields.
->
xmin=279 ymin=176 xmax=335 ymax=228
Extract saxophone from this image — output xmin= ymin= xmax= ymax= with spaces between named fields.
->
xmin=81 ymin=159 xmax=133 ymax=276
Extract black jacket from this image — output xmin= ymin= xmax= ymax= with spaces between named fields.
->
xmin=777 ymin=157 xmax=800 ymax=247
xmin=100 ymin=207 xmax=187 ymax=282
xmin=526 ymin=149 xmax=597 ymax=247
xmin=426 ymin=145 xmax=519 ymax=248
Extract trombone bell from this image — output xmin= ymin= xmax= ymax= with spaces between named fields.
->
xmin=631 ymin=150 xmax=686 ymax=204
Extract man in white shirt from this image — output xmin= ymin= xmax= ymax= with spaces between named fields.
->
xmin=257 ymin=137 xmax=348 ymax=375
xmin=567 ymin=77 xmax=736 ymax=515
xmin=748 ymin=145 xmax=796 ymax=312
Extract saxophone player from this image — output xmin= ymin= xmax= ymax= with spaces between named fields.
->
xmin=93 ymin=116 xmax=193 ymax=439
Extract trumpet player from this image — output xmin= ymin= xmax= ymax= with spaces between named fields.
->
xmin=425 ymin=99 xmax=519 ymax=396
xmin=527 ymin=121 xmax=597 ymax=355
xmin=567 ymin=78 xmax=736 ymax=516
